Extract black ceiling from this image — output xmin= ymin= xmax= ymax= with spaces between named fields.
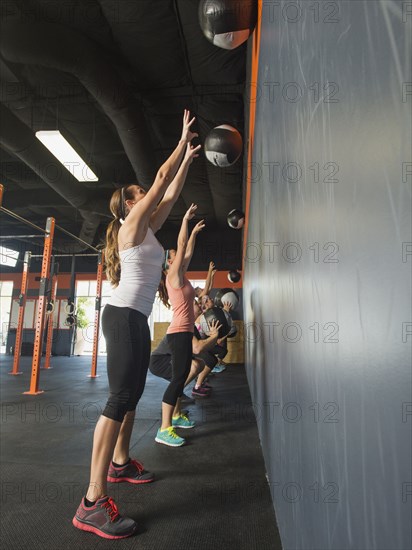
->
xmin=0 ymin=0 xmax=248 ymax=273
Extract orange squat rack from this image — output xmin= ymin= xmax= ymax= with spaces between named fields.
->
xmin=23 ymin=217 xmax=55 ymax=395
xmin=9 ymin=251 xmax=31 ymax=376
xmin=43 ymin=259 xmax=59 ymax=371
xmin=1 ymin=183 xmax=101 ymax=395
xmin=89 ymin=250 xmax=104 ymax=378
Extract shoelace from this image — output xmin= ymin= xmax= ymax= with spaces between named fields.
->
xmin=102 ymin=497 xmax=119 ymax=522
xmin=179 ymin=414 xmax=189 ymax=422
xmin=130 ymin=459 xmax=144 ymax=474
xmin=167 ymin=426 xmax=180 ymax=439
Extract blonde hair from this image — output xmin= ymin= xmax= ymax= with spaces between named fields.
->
xmin=105 ymin=185 xmax=136 ymax=287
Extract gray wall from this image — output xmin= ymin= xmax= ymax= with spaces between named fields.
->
xmin=244 ymin=2 xmax=411 ymax=549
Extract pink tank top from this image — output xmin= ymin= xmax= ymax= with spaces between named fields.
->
xmin=166 ymin=275 xmax=195 ymax=334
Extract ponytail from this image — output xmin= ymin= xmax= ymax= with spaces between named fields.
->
xmin=104 ymin=184 xmax=136 ymax=287
xmin=105 ymin=218 xmax=122 ymax=287
xmin=157 ymin=270 xmax=170 ymax=308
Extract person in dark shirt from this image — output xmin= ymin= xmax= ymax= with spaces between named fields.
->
xmin=195 ymin=297 xmax=236 ymax=376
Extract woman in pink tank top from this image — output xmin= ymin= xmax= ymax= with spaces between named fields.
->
xmin=155 ymin=204 xmax=205 ymax=447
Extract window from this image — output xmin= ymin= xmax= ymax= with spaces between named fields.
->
xmin=0 ymin=281 xmax=13 ymax=297
xmin=0 ymin=281 xmax=14 ymax=353
xmin=75 ymin=279 xmax=113 ymax=355
xmin=0 ymin=247 xmax=19 ymax=267
xmin=190 ymin=279 xmax=206 ymax=290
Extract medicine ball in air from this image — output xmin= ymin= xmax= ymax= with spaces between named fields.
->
xmin=198 ymin=0 xmax=258 ymax=50
xmin=204 ymin=125 xmax=243 ymax=168
xmin=228 ymin=270 xmax=241 ymax=283
xmin=227 ymin=209 xmax=245 ymax=229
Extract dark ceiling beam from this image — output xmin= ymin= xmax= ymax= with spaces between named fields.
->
xmin=0 ymin=82 xmax=245 ymax=106
xmin=0 ymin=80 xmax=88 ymax=105
xmin=0 ymin=190 xmax=76 ymax=209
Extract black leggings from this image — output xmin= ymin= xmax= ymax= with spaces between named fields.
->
xmin=163 ymin=332 xmax=193 ymax=406
xmin=196 ymin=342 xmax=228 ymax=369
xmin=101 ymin=304 xmax=150 ymax=422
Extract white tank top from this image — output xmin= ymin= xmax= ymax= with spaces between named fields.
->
xmin=106 ymin=227 xmax=164 ymax=317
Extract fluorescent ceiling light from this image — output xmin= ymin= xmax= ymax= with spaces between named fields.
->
xmin=0 ymin=247 xmax=19 ymax=267
xmin=35 ymin=130 xmax=98 ymax=182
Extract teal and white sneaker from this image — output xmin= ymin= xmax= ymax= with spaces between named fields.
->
xmin=172 ymin=414 xmax=195 ymax=429
xmin=211 ymin=363 xmax=226 ymax=373
xmin=155 ymin=427 xmax=185 ymax=447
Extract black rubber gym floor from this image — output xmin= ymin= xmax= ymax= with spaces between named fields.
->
xmin=0 ymin=356 xmax=281 ymax=549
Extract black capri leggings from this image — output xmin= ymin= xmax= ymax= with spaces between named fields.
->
xmin=163 ymin=332 xmax=193 ymax=406
xmin=196 ymin=342 xmax=228 ymax=369
xmin=101 ymin=304 xmax=150 ymax=422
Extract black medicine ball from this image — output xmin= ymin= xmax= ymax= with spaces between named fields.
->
xmin=203 ymin=306 xmax=230 ymax=338
xmin=227 ymin=209 xmax=245 ymax=229
xmin=204 ymin=125 xmax=243 ymax=168
xmin=198 ymin=0 xmax=258 ymax=50
xmin=228 ymin=270 xmax=241 ymax=283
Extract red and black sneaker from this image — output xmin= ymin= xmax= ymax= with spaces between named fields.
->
xmin=192 ymin=385 xmax=210 ymax=398
xmin=72 ymin=496 xmax=137 ymax=539
xmin=107 ymin=458 xmax=154 ymax=484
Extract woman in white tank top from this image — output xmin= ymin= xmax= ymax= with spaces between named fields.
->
xmin=73 ymin=111 xmax=201 ymax=540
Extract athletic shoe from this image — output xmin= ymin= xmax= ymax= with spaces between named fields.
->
xmin=107 ymin=458 xmax=154 ymax=484
xmin=72 ymin=496 xmax=137 ymax=539
xmin=192 ymin=386 xmax=210 ymax=398
xmin=172 ymin=414 xmax=195 ymax=429
xmin=155 ymin=427 xmax=185 ymax=447
xmin=201 ymin=382 xmax=212 ymax=389
xmin=211 ymin=364 xmax=226 ymax=374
